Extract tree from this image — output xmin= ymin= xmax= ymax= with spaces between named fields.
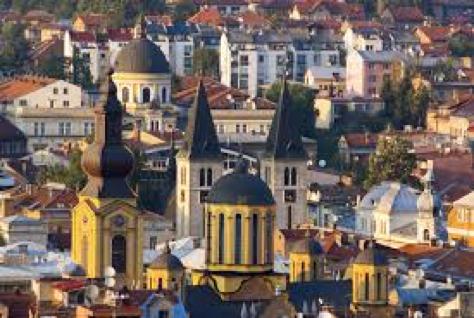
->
xmin=173 ymin=0 xmax=197 ymax=22
xmin=449 ymin=34 xmax=474 ymax=58
xmin=37 ymin=149 xmax=87 ymax=190
xmin=71 ymin=47 xmax=93 ymax=89
xmin=193 ymin=48 xmax=219 ymax=78
xmin=0 ymin=22 xmax=29 ymax=71
xmin=36 ymin=55 xmax=66 ymax=79
xmin=364 ymin=136 xmax=416 ymax=189
xmin=265 ymin=80 xmax=316 ymax=138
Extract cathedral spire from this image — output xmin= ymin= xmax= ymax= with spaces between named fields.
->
xmin=265 ymin=77 xmax=306 ymax=159
xmin=80 ymin=70 xmax=135 ymax=198
xmin=179 ymin=79 xmax=221 ymax=159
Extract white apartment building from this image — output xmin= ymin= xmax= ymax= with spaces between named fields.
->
xmin=145 ymin=21 xmax=194 ymax=77
xmin=343 ymin=26 xmax=384 ymax=52
xmin=221 ymin=31 xmax=341 ymax=97
xmin=0 ymin=76 xmax=94 ymax=151
xmin=64 ymin=30 xmax=110 ymax=83
xmin=220 ymin=31 xmax=291 ymax=97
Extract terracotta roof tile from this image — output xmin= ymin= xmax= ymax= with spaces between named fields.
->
xmin=343 ymin=132 xmax=378 ymax=148
xmin=69 ymin=31 xmax=96 ymax=42
xmin=417 ymin=26 xmax=456 ymax=42
xmin=0 ymin=76 xmax=56 ymax=103
xmin=188 ymin=8 xmax=224 ymax=27
xmin=107 ymin=28 xmax=133 ymax=42
xmin=389 ymin=6 xmax=424 ymax=22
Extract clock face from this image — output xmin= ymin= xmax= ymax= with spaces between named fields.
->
xmin=113 ymin=215 xmax=126 ymax=227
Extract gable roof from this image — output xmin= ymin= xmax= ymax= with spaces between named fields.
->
xmin=188 ymin=8 xmax=225 ymax=27
xmin=0 ymin=76 xmax=56 ymax=103
xmin=179 ymin=80 xmax=221 ymax=160
xmin=388 ymin=6 xmax=424 ymax=23
xmin=265 ymin=79 xmax=307 ymax=159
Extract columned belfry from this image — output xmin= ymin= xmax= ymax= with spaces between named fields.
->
xmin=261 ymin=78 xmax=308 ymax=230
xmin=176 ymin=80 xmax=222 ymax=238
xmin=71 ymin=71 xmax=144 ymax=288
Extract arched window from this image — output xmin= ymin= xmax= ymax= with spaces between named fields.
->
xmin=287 ymin=206 xmax=292 ymax=229
xmin=265 ymin=212 xmax=272 ymax=263
xmin=142 ymin=87 xmax=151 ymax=103
xmin=301 ymin=262 xmax=305 ymax=282
xmin=284 ymin=167 xmax=290 ymax=186
xmin=423 ymin=229 xmax=430 ymax=241
xmin=199 ymin=168 xmax=205 ymax=187
xmin=252 ymin=214 xmax=258 ymax=264
xmin=122 ymin=87 xmax=129 ymax=103
xmin=376 ymin=272 xmax=382 ymax=300
xmin=207 ymin=168 xmax=212 ymax=186
xmin=112 ymin=235 xmax=127 ymax=273
xmin=219 ymin=214 xmax=225 ymax=264
xmin=235 ymin=214 xmax=242 ymax=264
xmin=365 ymin=273 xmax=370 ymax=301
xmin=291 ymin=167 xmax=297 ymax=186
xmin=161 ymin=87 xmax=167 ymax=103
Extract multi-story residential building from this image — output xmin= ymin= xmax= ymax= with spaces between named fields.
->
xmin=382 ymin=30 xmax=421 ymax=56
xmin=220 ymin=30 xmax=291 ymax=97
xmin=145 ymin=21 xmax=194 ymax=76
xmin=304 ymin=66 xmax=345 ymax=96
xmin=448 ymin=191 xmax=474 ymax=248
xmin=346 ymin=50 xmax=406 ymax=97
xmin=64 ymin=30 xmax=110 ymax=83
xmin=0 ymin=75 xmax=93 ymax=151
xmin=343 ymin=23 xmax=384 ymax=52
xmin=290 ymin=0 xmax=365 ymax=21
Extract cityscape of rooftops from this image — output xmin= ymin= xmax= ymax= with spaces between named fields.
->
xmin=0 ymin=0 xmax=472 ymax=317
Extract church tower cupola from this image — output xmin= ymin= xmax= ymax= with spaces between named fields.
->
xmin=80 ymin=70 xmax=135 ymax=198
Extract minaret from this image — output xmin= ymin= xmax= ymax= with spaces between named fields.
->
xmin=176 ymin=79 xmax=222 ymax=238
xmin=261 ymin=78 xmax=308 ymax=230
xmin=81 ymin=69 xmax=135 ymax=200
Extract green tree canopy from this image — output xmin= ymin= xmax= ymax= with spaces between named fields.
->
xmin=449 ymin=34 xmax=474 ymax=58
xmin=0 ymin=22 xmax=29 ymax=71
xmin=37 ymin=148 xmax=87 ymax=190
xmin=364 ymin=136 xmax=417 ymax=189
xmin=265 ymin=80 xmax=316 ymax=138
xmin=35 ymin=54 xmax=66 ymax=79
xmin=71 ymin=47 xmax=93 ymax=89
xmin=173 ymin=0 xmax=197 ymax=22
xmin=193 ymin=48 xmax=219 ymax=78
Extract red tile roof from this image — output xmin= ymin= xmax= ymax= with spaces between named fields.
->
xmin=388 ymin=6 xmax=424 ymax=23
xmin=75 ymin=13 xmax=108 ymax=29
xmin=417 ymin=26 xmax=456 ymax=43
xmin=237 ymin=10 xmax=270 ymax=27
xmin=430 ymin=249 xmax=474 ymax=278
xmin=52 ymin=279 xmax=85 ymax=292
xmin=188 ymin=8 xmax=225 ymax=27
xmin=69 ymin=31 xmax=96 ymax=42
xmin=0 ymin=76 xmax=56 ymax=103
xmin=343 ymin=133 xmax=378 ymax=148
xmin=174 ymin=76 xmax=275 ymax=110
xmin=107 ymin=28 xmax=133 ymax=42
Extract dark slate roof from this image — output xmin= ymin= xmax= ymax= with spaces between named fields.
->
xmin=114 ymin=32 xmax=169 ymax=74
xmin=179 ymin=80 xmax=221 ymax=160
xmin=0 ymin=115 xmax=26 ymax=141
xmin=207 ymin=160 xmax=275 ymax=205
xmin=287 ymin=280 xmax=352 ymax=312
xmin=265 ymin=79 xmax=307 ymax=159
xmin=354 ymin=247 xmax=388 ymax=266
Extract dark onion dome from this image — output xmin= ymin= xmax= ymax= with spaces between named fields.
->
xmin=114 ymin=27 xmax=169 ymax=74
xmin=63 ymin=263 xmax=86 ymax=277
xmin=292 ymin=231 xmax=324 ymax=255
xmin=207 ymin=159 xmax=275 ymax=206
xmin=354 ymin=245 xmax=388 ymax=266
xmin=81 ymin=70 xmax=135 ymax=198
xmin=149 ymin=243 xmax=184 ymax=271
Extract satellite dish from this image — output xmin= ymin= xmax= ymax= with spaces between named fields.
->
xmin=104 ymin=266 xmax=116 ymax=278
xmin=85 ymin=285 xmax=99 ymax=306
xmin=318 ymin=160 xmax=326 ymax=168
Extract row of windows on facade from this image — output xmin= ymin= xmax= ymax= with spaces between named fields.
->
xmin=33 ymin=122 xmax=94 ymax=136
xmin=121 ymin=87 xmax=169 ymax=104
xmin=20 ymin=100 xmax=71 ymax=108
xmin=236 ymin=53 xmax=338 ymax=67
xmin=207 ymin=213 xmax=273 ymax=265
xmin=216 ymin=124 xmax=271 ymax=135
